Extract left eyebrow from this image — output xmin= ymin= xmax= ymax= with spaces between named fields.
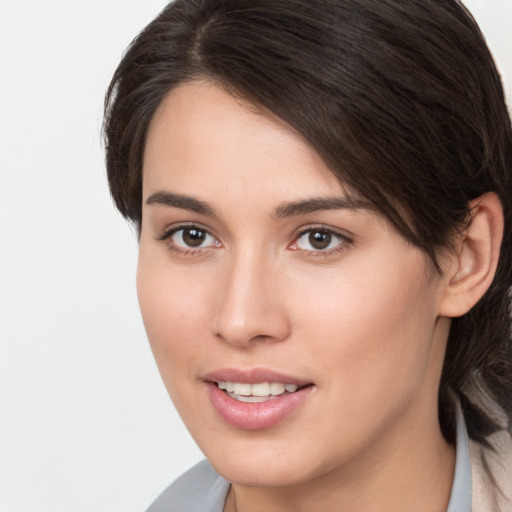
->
xmin=272 ymin=196 xmax=374 ymax=219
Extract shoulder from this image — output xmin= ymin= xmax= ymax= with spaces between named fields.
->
xmin=470 ymin=430 xmax=512 ymax=512
xmin=146 ymin=460 xmax=230 ymax=512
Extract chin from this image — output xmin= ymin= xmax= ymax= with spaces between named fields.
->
xmin=198 ymin=430 xmax=339 ymax=489
xmin=212 ymin=456 xmax=313 ymax=488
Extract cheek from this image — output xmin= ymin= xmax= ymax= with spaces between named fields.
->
xmin=136 ymin=250 xmax=216 ymax=389
xmin=290 ymin=255 xmax=440 ymax=397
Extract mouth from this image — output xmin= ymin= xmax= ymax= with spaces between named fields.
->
xmin=203 ymin=369 xmax=314 ymax=430
xmin=216 ymin=381 xmax=306 ymax=403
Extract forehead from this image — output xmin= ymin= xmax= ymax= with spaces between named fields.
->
xmin=143 ymin=81 xmax=356 ymax=203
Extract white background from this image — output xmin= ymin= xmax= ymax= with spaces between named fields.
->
xmin=0 ymin=1 xmax=510 ymax=511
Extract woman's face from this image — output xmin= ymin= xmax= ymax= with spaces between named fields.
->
xmin=138 ymin=82 xmax=452 ymax=487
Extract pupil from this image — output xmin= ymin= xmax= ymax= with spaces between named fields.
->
xmin=183 ymin=228 xmax=206 ymax=247
xmin=309 ymin=231 xmax=331 ymax=250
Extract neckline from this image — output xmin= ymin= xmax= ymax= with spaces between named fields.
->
xmin=446 ymin=399 xmax=472 ymax=511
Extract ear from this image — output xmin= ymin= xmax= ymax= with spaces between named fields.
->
xmin=438 ymin=192 xmax=504 ymax=318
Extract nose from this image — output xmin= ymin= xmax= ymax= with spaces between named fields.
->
xmin=213 ymin=251 xmax=291 ymax=347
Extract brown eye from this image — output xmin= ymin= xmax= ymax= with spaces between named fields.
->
xmin=293 ymin=228 xmax=346 ymax=252
xmin=169 ymin=226 xmax=219 ymax=249
xmin=309 ymin=231 xmax=332 ymax=250
xmin=182 ymin=228 xmax=206 ymax=247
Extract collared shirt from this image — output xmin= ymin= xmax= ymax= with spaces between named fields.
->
xmin=147 ymin=404 xmax=472 ymax=512
xmin=447 ymin=399 xmax=472 ymax=512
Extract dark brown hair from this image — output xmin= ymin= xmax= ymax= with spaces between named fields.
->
xmin=104 ymin=0 xmax=512 ymax=446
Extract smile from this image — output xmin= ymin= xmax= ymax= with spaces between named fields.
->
xmin=217 ymin=381 xmax=300 ymax=402
xmin=204 ymin=370 xmax=314 ymax=430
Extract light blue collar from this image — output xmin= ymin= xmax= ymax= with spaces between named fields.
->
xmin=446 ymin=399 xmax=472 ymax=512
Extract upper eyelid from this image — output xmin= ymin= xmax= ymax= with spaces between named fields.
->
xmin=290 ymin=225 xmax=354 ymax=254
xmin=292 ymin=224 xmax=354 ymax=241
xmin=156 ymin=222 xmax=219 ymax=242
xmin=156 ymin=225 xmax=222 ymax=257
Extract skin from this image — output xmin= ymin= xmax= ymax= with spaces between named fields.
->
xmin=138 ymin=81 xmax=459 ymax=512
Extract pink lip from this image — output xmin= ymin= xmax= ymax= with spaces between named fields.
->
xmin=203 ymin=368 xmax=314 ymax=430
xmin=202 ymin=367 xmax=311 ymax=386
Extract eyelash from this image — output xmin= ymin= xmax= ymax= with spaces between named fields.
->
xmin=157 ymin=224 xmax=222 ymax=257
xmin=289 ymin=226 xmax=352 ymax=258
xmin=157 ymin=224 xmax=353 ymax=258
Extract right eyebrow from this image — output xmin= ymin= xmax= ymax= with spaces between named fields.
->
xmin=145 ymin=191 xmax=216 ymax=216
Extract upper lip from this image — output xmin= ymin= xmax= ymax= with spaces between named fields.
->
xmin=202 ymin=367 xmax=312 ymax=386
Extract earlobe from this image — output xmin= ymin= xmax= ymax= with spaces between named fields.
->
xmin=438 ymin=192 xmax=504 ymax=318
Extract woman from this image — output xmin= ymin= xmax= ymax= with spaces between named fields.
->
xmin=103 ymin=1 xmax=512 ymax=510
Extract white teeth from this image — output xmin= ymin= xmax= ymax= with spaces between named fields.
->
xmin=231 ymin=395 xmax=270 ymax=403
xmin=233 ymin=383 xmax=251 ymax=396
xmin=216 ymin=381 xmax=301 ymax=400
xmin=270 ymin=382 xmax=286 ymax=395
xmin=251 ymin=382 xmax=271 ymax=396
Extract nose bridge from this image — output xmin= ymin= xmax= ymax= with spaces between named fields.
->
xmin=214 ymin=245 xmax=290 ymax=346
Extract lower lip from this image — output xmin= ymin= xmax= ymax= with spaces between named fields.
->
xmin=206 ymin=383 xmax=313 ymax=430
